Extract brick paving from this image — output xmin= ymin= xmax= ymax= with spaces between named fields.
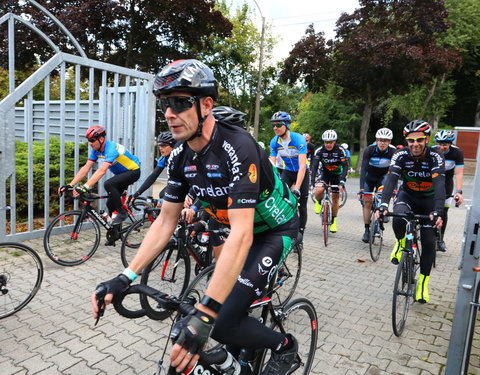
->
xmin=0 ymin=176 xmax=476 ymax=374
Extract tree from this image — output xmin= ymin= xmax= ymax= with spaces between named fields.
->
xmin=332 ymin=0 xmax=459 ymax=171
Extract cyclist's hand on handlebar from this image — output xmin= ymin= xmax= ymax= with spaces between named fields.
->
xmin=292 ymin=187 xmax=301 ymax=198
xmin=74 ymin=184 xmax=90 ymax=197
xmin=357 ymin=190 xmax=363 ymax=201
xmin=91 ymin=274 xmax=131 ymax=321
xmin=454 ymin=193 xmax=463 ymax=207
xmin=430 ymin=211 xmax=443 ymax=229
xmin=127 ymin=192 xmax=139 ymax=205
xmin=375 ymin=203 xmax=388 ymax=221
xmin=58 ymin=184 xmax=72 ymax=196
xmin=189 ymin=220 xmax=206 ymax=237
xmin=170 ymin=309 xmax=214 ymax=372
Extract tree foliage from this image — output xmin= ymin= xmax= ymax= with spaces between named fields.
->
xmin=0 ymin=0 xmax=232 ymax=72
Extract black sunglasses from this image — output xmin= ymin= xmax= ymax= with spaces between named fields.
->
xmin=159 ymin=96 xmax=198 ymax=114
xmin=88 ymin=137 xmax=98 ymax=143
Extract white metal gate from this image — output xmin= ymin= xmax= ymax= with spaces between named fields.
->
xmin=0 ymin=3 xmax=156 ymax=241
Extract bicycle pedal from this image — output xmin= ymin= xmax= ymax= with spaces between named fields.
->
xmin=104 ymin=240 xmax=116 ymax=246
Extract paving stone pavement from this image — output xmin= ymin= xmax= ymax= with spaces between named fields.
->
xmin=0 ymin=176 xmax=477 ymax=375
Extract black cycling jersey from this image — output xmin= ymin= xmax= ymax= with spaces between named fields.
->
xmin=310 ymin=143 xmax=348 ymax=185
xmin=359 ymin=144 xmax=396 ymax=190
xmin=381 ymin=146 xmax=446 ymax=214
xmin=432 ymin=144 xmax=464 ymax=195
xmin=164 ymin=122 xmax=297 ymax=234
xmin=306 ymin=142 xmax=316 ymax=164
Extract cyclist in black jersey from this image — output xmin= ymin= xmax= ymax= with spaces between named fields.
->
xmin=91 ymin=59 xmax=300 ymax=375
xmin=128 ymin=131 xmax=176 ymax=205
xmin=376 ymin=120 xmax=445 ymax=304
xmin=303 ymin=133 xmax=316 ymax=164
xmin=433 ymin=130 xmax=464 ymax=252
xmin=359 ymin=128 xmax=395 ymax=242
xmin=310 ymin=129 xmax=348 ymax=233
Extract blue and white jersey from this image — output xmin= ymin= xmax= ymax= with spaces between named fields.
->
xmin=269 ymin=131 xmax=308 ymax=172
xmin=88 ymin=140 xmax=140 ymax=175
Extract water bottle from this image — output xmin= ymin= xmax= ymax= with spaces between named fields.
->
xmin=201 ymin=232 xmax=210 ymax=244
xmin=100 ymin=210 xmax=112 ymax=224
xmin=239 ymin=349 xmax=254 ymax=374
xmin=216 ymin=350 xmax=241 ymax=375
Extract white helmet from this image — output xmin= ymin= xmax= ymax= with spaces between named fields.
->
xmin=341 ymin=143 xmax=348 ymax=150
xmin=375 ymin=128 xmax=393 ymax=140
xmin=322 ymin=129 xmax=337 ymax=141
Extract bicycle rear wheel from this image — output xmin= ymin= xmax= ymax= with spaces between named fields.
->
xmin=120 ymin=217 xmax=154 ymax=269
xmin=0 ymin=243 xmax=43 ymax=319
xmin=140 ymin=242 xmax=191 ymax=320
xmin=369 ymin=211 xmax=383 ymax=262
xmin=44 ymin=210 xmax=100 ymax=266
xmin=392 ymin=252 xmax=414 ymax=337
xmin=255 ymin=298 xmax=318 ymax=375
xmin=322 ymin=201 xmax=330 ymax=246
xmin=271 ymin=244 xmax=302 ymax=308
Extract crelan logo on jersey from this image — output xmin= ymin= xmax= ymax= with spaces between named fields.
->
xmin=248 ymin=164 xmax=257 ymax=183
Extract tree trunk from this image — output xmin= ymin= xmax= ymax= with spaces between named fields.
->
xmin=429 ymin=74 xmax=446 ymax=133
xmin=475 ymin=99 xmax=480 ymax=127
xmin=420 ymin=78 xmax=437 ymax=119
xmin=356 ymin=91 xmax=373 ymax=174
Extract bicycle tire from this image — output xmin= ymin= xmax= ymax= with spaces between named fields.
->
xmin=140 ymin=242 xmax=191 ymax=320
xmin=0 ymin=243 xmax=43 ymax=319
xmin=255 ymin=298 xmax=318 ymax=375
xmin=339 ymin=187 xmax=347 ymax=208
xmin=271 ymin=244 xmax=302 ymax=308
xmin=322 ymin=201 xmax=330 ymax=246
xmin=120 ymin=217 xmax=154 ymax=269
xmin=369 ymin=211 xmax=383 ymax=262
xmin=44 ymin=210 xmax=101 ymax=266
xmin=392 ymin=252 xmax=414 ymax=337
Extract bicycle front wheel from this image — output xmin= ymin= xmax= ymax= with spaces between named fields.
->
xmin=271 ymin=244 xmax=302 ymax=308
xmin=369 ymin=212 xmax=383 ymax=262
xmin=140 ymin=242 xmax=191 ymax=320
xmin=255 ymin=298 xmax=318 ymax=375
xmin=0 ymin=243 xmax=44 ymax=319
xmin=322 ymin=201 xmax=330 ymax=246
xmin=44 ymin=210 xmax=101 ymax=266
xmin=339 ymin=187 xmax=347 ymax=208
xmin=120 ymin=218 xmax=154 ymax=269
xmin=392 ymin=252 xmax=414 ymax=337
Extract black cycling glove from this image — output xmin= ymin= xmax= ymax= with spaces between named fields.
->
xmin=170 ymin=308 xmax=214 ymax=355
xmin=292 ymin=188 xmax=301 ymax=198
xmin=96 ymin=274 xmax=131 ymax=297
xmin=59 ymin=184 xmax=72 ymax=196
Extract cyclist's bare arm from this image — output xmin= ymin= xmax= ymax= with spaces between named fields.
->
xmin=90 ymin=200 xmax=183 ymax=318
xmin=455 ymin=166 xmax=464 ymax=205
xmin=84 ymin=162 xmax=110 ymax=188
xmin=295 ymin=153 xmax=307 ymax=189
xmin=269 ymin=156 xmax=277 ymax=166
xmin=59 ymin=161 xmax=94 ymax=195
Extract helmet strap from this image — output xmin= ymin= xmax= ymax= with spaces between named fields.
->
xmin=280 ymin=124 xmax=289 ymax=138
xmin=187 ymin=98 xmax=207 ymax=142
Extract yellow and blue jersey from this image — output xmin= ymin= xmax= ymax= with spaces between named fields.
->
xmin=269 ymin=132 xmax=308 ymax=172
xmin=88 ymin=140 xmax=140 ymax=175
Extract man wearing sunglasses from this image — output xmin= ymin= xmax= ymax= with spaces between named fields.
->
xmin=376 ymin=120 xmax=446 ymax=304
xmin=358 ymin=128 xmax=396 ymax=243
xmin=58 ymin=125 xmax=140 ymax=228
xmin=432 ymin=130 xmax=464 ymax=252
xmin=91 ymin=59 xmax=300 ymax=375
xmin=269 ymin=111 xmax=309 ymax=235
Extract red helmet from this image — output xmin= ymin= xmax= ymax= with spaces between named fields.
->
xmin=86 ymin=126 xmax=106 ymax=140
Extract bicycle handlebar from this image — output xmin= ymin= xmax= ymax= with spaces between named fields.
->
xmin=385 ymin=212 xmax=431 ymax=221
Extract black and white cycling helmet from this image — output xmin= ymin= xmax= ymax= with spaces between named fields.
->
xmin=322 ymin=129 xmax=337 ymax=141
xmin=153 ymin=59 xmax=218 ymax=100
xmin=434 ymin=130 xmax=455 ymax=143
xmin=212 ymin=106 xmax=246 ymax=128
xmin=375 ymin=128 xmax=393 ymax=140
xmin=341 ymin=143 xmax=348 ymax=150
xmin=403 ymin=120 xmax=431 ymax=137
xmin=157 ymin=131 xmax=176 ymax=147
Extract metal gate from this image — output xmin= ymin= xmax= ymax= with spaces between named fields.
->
xmin=0 ymin=2 xmax=156 ymax=241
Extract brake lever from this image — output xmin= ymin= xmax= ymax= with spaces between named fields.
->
xmin=94 ymin=285 xmax=107 ymax=326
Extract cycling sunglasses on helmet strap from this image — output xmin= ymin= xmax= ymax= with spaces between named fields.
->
xmin=158 ymin=96 xmax=198 ymax=114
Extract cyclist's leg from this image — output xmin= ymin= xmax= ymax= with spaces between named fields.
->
xmin=330 ymin=175 xmax=341 ymax=232
xmin=298 ymin=176 xmax=309 ymax=235
xmin=417 ymin=199 xmax=436 ymax=303
xmin=390 ymin=191 xmax=410 ymax=263
xmin=104 ymin=169 xmax=140 ymax=216
xmin=362 ymin=177 xmax=375 ymax=242
xmin=439 ymin=178 xmax=453 ymax=251
xmin=211 ymin=220 xmax=298 ymax=351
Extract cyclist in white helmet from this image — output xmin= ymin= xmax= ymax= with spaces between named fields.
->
xmin=340 ymin=143 xmax=354 ymax=173
xmin=310 ymin=129 xmax=348 ymax=233
xmin=358 ymin=128 xmax=395 ymax=242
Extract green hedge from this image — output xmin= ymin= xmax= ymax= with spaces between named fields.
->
xmin=11 ymin=137 xmax=88 ymax=219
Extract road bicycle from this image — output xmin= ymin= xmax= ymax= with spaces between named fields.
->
xmin=44 ymin=189 xmax=145 ymax=266
xmin=309 ymin=175 xmax=347 ymax=208
xmin=315 ymin=183 xmax=340 ymax=247
xmin=107 ymin=257 xmax=317 ymax=374
xmin=368 ymin=190 xmax=384 ymax=262
xmin=0 ymin=207 xmax=44 ymax=319
xmin=387 ymin=211 xmax=430 ymax=337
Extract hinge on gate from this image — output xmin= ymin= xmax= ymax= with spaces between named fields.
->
xmin=470 ymin=222 xmax=479 ymax=257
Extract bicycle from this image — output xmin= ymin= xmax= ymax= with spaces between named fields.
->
xmin=1 ymin=207 xmax=44 ymax=319
xmin=44 ymin=189 xmax=144 ymax=266
xmin=368 ymin=190 xmax=384 ymax=262
xmin=386 ymin=211 xmax=430 ymax=337
xmin=315 ymin=183 xmax=340 ymax=247
xmin=108 ymin=259 xmax=317 ymax=374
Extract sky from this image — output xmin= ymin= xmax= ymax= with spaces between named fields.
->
xmin=228 ymin=0 xmax=360 ymax=62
